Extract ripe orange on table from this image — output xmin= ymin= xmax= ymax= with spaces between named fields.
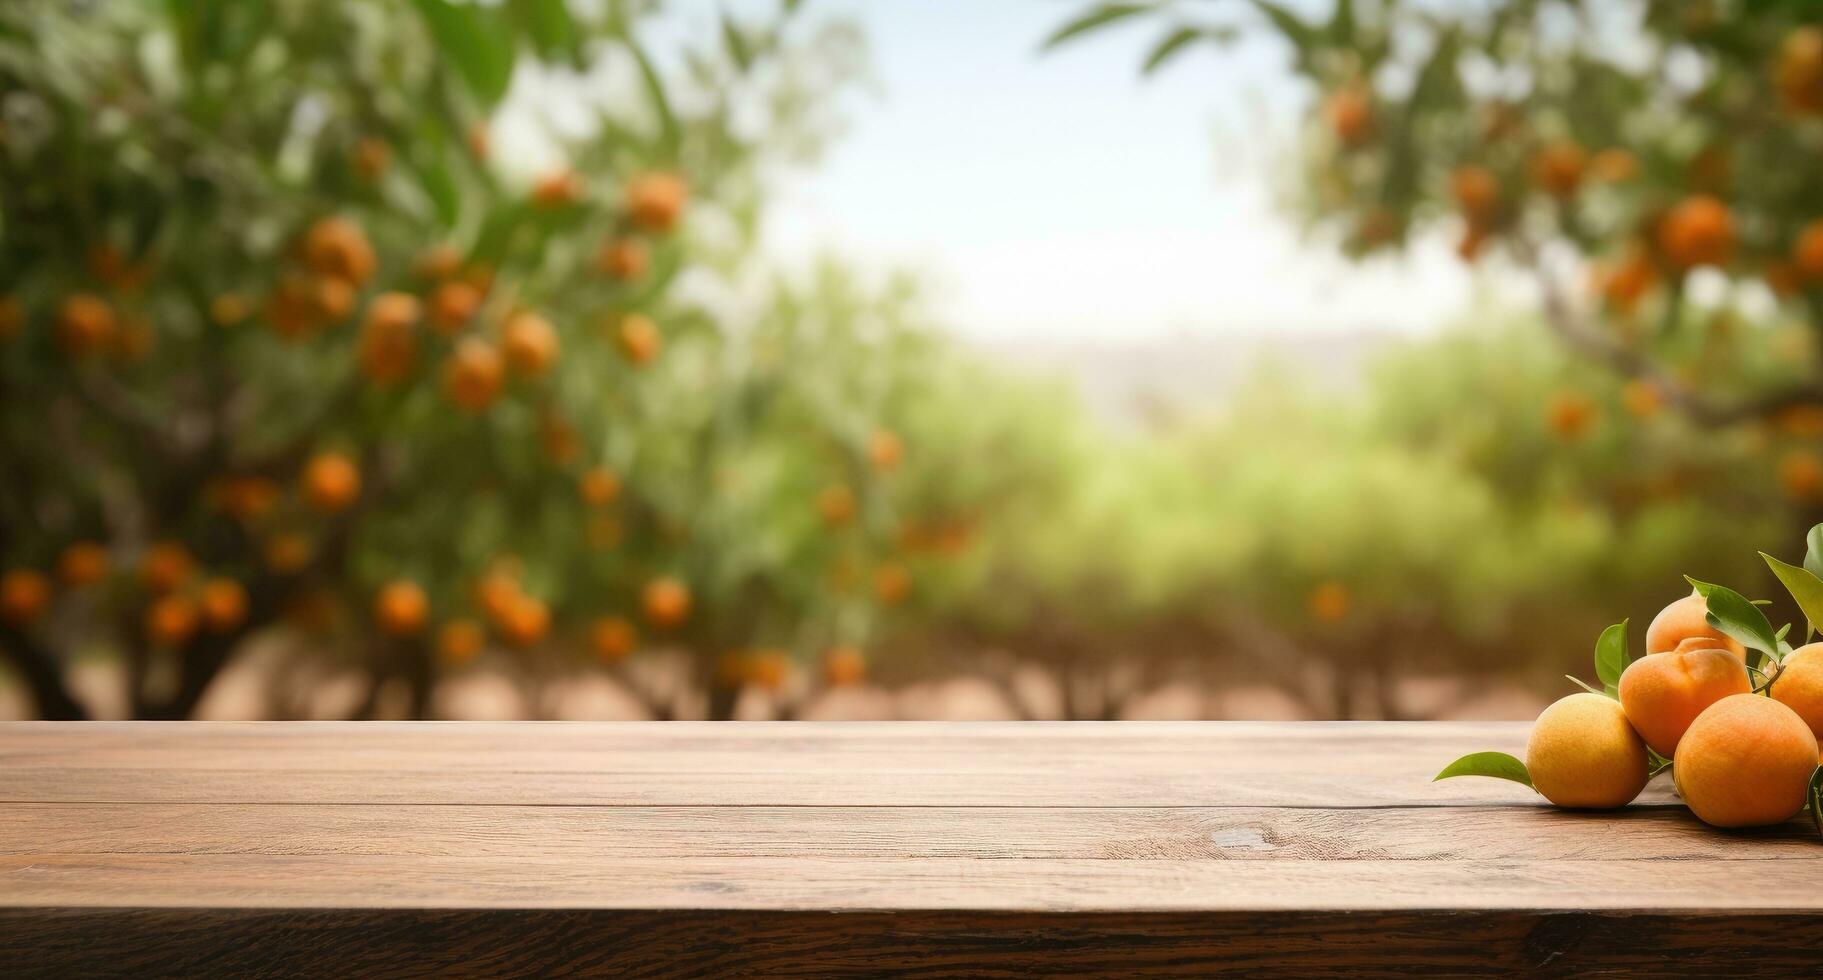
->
xmin=624 ymin=171 xmax=689 ymax=232
xmin=57 ymin=542 xmax=110 ymax=589
xmin=589 ymin=616 xmax=637 ymax=664
xmin=1618 ymin=645 xmax=1751 ymax=757
xmin=1675 ymin=693 xmax=1819 ymax=827
xmin=613 ymin=313 xmax=662 ymax=365
xmin=427 ymin=280 xmax=482 ymax=334
xmin=1772 ymin=642 xmax=1823 ymax=740
xmin=1323 ymin=86 xmax=1373 ymax=147
xmin=642 ymin=576 xmax=691 ymax=628
xmin=0 ymin=569 xmax=51 ymax=625
xmin=1658 ymin=196 xmax=1734 ymax=270
xmin=301 ymin=216 xmax=376 ymax=287
xmin=374 ymin=580 xmax=429 ymax=637
xmin=596 ymin=238 xmax=650 ymax=281
xmin=437 ymin=618 xmax=486 ymax=666
xmin=823 ymin=645 xmax=866 ymax=686
xmin=1644 ymin=592 xmax=1746 ymax=660
xmin=578 ymin=467 xmax=620 ymax=508
xmin=302 ymin=452 xmax=361 ymax=512
xmin=56 ymin=293 xmax=117 ymax=357
xmin=140 ymin=541 xmax=195 ymax=595
xmin=501 ymin=311 xmax=559 ymax=377
xmin=1525 ymin=692 xmax=1649 ymax=809
xmin=199 ymin=578 xmax=248 ymax=632
xmin=442 ymin=338 xmax=504 ymax=413
xmin=144 ymin=594 xmax=200 ymax=648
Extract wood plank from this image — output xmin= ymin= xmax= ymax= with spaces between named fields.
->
xmin=4 ymin=854 xmax=1822 ymax=911
xmin=1 ymin=802 xmax=1811 ymax=861
xmin=6 ymin=908 xmax=1822 ymax=978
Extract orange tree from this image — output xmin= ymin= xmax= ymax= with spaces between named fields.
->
xmin=1050 ymin=2 xmax=1823 ymax=426
xmin=0 ymin=0 xmax=886 ymax=718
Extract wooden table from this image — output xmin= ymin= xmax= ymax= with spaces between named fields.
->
xmin=1 ymin=721 xmax=1819 ymax=976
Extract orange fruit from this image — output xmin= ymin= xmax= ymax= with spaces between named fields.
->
xmin=1675 ymin=694 xmax=1819 ymax=827
xmin=312 ymin=276 xmax=356 ymax=322
xmin=750 ymin=649 xmax=790 ymax=690
xmin=57 ymin=542 xmax=110 ymax=589
xmin=867 ymin=429 xmax=904 ymax=472
xmin=498 ymin=595 xmax=550 ymax=648
xmin=1794 ymin=220 xmax=1823 ymax=281
xmin=642 ymin=576 xmax=691 ymax=628
xmin=532 ymin=168 xmax=584 ymax=208
xmin=223 ymin=476 xmax=280 ymax=522
xmin=415 ymin=244 xmax=464 ymax=281
xmin=613 ymin=313 xmax=662 ymax=365
xmin=1781 ymin=449 xmax=1823 ymax=501
xmin=817 ymin=484 xmax=856 ymax=527
xmin=467 ymin=123 xmax=491 ymax=160
xmin=624 ymin=171 xmax=689 ymax=232
xmin=579 ymin=467 xmax=621 ymax=507
xmin=874 ymin=563 xmax=911 ymax=605
xmin=199 ymin=578 xmax=248 ymax=632
xmin=357 ymin=293 xmax=421 ymax=384
xmin=1450 ymin=165 xmax=1500 ymax=220
xmin=1324 ymin=87 xmax=1373 ymax=147
xmin=144 ymin=594 xmax=200 ymax=648
xmin=824 ymin=645 xmax=866 ymax=686
xmin=1544 ymin=390 xmax=1597 ymax=442
xmin=301 ymin=216 xmax=376 ymax=287
xmin=437 ymin=618 xmax=486 ymax=666
xmin=1525 ymin=693 xmax=1649 ymax=809
xmin=1455 ymin=224 xmax=1489 ymax=264
xmin=442 ymin=338 xmax=504 ymax=413
xmin=266 ymin=277 xmax=323 ymax=339
xmin=427 ymin=280 xmax=482 ymax=334
xmin=1778 ymin=26 xmax=1823 ymax=113
xmin=1589 ymin=148 xmax=1638 ymax=183
xmin=56 ymin=293 xmax=117 ymax=357
xmin=209 ymin=293 xmax=249 ymax=327
xmin=1620 ymin=380 xmax=1662 ymax=420
xmin=264 ymin=532 xmax=314 ymax=574
xmin=596 ymin=238 xmax=650 ymax=281
xmin=374 ymin=580 xmax=429 ymax=637
xmin=1658 ymin=196 xmax=1734 ymax=270
xmin=1771 ymin=642 xmax=1823 ymax=741
xmin=1307 ymin=581 xmax=1350 ymax=622
xmin=1530 ymin=141 xmax=1586 ymax=198
xmin=475 ymin=570 xmax=522 ymax=626
xmin=1618 ymin=646 xmax=1752 ymax=757
xmin=1599 ymin=251 xmax=1656 ymax=314
xmin=354 ymin=137 xmax=391 ymax=180
xmin=1766 ymin=260 xmax=1804 ymax=299
xmin=539 ymin=413 xmax=580 ymax=466
xmin=140 ymin=541 xmax=195 ymax=594
xmin=501 ymin=311 xmax=558 ymax=377
xmin=1644 ymin=593 xmax=1746 ymax=660
xmin=0 ymin=569 xmax=51 ymax=625
xmin=589 ymin=616 xmax=638 ymax=664
xmin=302 ymin=452 xmax=361 ymax=512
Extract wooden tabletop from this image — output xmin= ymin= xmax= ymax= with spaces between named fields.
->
xmin=2 ymin=721 xmax=1819 ymax=976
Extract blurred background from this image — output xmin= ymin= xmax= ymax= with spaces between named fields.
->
xmin=2 ymin=0 xmax=1819 ymax=721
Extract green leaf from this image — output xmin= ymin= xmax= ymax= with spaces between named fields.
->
xmin=1593 ymin=619 xmax=1629 ymax=696
xmin=1686 ymin=577 xmax=1782 ymax=661
xmin=1249 ymin=0 xmax=1317 ymax=50
xmin=1649 ymin=759 xmax=1673 ymax=778
xmin=511 ymin=0 xmax=581 ymax=63
xmin=414 ymin=0 xmax=518 ymax=106
xmin=1811 ymin=767 xmax=1823 ymax=840
xmin=722 ymin=15 xmax=753 ymax=72
xmin=1140 ymin=26 xmax=1201 ymax=75
xmin=627 ymin=41 xmax=681 ymax=155
xmin=1435 ymin=751 xmax=1532 ymax=788
xmin=1042 ymin=3 xmax=1153 ymax=51
xmin=1766 ymin=551 xmax=1823 ymax=644
xmin=1806 ymin=524 xmax=1823 ymax=581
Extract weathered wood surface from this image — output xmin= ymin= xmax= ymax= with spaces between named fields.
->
xmin=1 ymin=721 xmax=1819 ymax=976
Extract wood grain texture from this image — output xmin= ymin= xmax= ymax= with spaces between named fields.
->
xmin=0 ymin=721 xmax=1818 ymax=976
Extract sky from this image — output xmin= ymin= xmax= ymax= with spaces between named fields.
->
xmin=746 ymin=1 xmax=1481 ymax=343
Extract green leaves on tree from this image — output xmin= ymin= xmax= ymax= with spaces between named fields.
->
xmin=1435 ymin=751 xmax=1533 ymax=789
xmin=413 ymin=0 xmax=518 ymax=106
xmin=1041 ymin=4 xmax=1154 ymax=51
